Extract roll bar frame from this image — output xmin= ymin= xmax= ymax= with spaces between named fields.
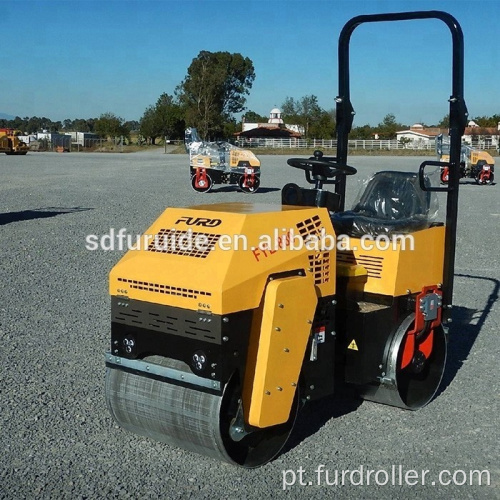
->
xmin=335 ymin=11 xmax=468 ymax=320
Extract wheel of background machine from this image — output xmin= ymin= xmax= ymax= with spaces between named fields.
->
xmin=475 ymin=167 xmax=494 ymax=185
xmin=238 ymin=174 xmax=260 ymax=193
xmin=105 ymin=356 xmax=298 ymax=468
xmin=191 ymin=173 xmax=213 ymax=193
xmin=361 ymin=314 xmax=447 ymax=410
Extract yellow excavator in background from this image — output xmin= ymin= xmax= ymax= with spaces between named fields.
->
xmin=0 ymin=128 xmax=29 ymax=155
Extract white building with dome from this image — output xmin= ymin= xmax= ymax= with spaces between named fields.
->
xmin=268 ymin=108 xmax=284 ymax=125
xmin=240 ymin=108 xmax=304 ymax=137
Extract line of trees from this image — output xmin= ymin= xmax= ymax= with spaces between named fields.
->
xmin=350 ymin=113 xmax=500 ymax=140
xmin=0 ymin=114 xmax=140 ymax=138
xmin=465 ymin=114 xmax=500 ymax=128
xmin=349 ymin=113 xmax=406 ymax=140
xmin=280 ymin=95 xmax=336 ymax=139
xmin=3 ymin=108 xmax=499 ymax=145
xmin=2 ymin=44 xmax=499 ymax=145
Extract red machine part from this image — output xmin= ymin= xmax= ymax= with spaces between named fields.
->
xmin=478 ymin=166 xmax=492 ymax=184
xmin=194 ymin=167 xmax=209 ymax=189
xmin=440 ymin=166 xmax=449 ymax=184
xmin=241 ymin=167 xmax=256 ymax=189
xmin=401 ymin=285 xmax=443 ymax=370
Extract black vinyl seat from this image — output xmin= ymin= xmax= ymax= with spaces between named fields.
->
xmin=331 ymin=171 xmax=434 ymax=237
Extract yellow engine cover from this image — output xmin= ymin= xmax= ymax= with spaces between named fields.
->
xmin=229 ymin=149 xmax=260 ymax=168
xmin=337 ymin=225 xmax=445 ymax=296
xmin=109 ymin=203 xmax=335 ymax=315
xmin=470 ymin=150 xmax=495 ymax=166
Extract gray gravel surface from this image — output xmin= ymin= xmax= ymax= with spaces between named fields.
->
xmin=1 ymin=151 xmax=498 ymax=499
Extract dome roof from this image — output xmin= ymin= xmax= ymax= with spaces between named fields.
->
xmin=268 ymin=107 xmax=283 ymax=124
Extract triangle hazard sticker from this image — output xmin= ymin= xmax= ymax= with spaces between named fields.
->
xmin=347 ymin=339 xmax=359 ymax=351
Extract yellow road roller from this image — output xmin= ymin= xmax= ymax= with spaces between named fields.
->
xmin=436 ymin=134 xmax=495 ymax=185
xmin=185 ymin=127 xmax=261 ymax=193
xmin=105 ymin=11 xmax=468 ymax=467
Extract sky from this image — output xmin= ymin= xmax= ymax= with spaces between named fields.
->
xmin=0 ymin=0 xmax=498 ymax=127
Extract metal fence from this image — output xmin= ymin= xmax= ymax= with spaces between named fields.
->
xmin=233 ymin=137 xmax=499 ymax=151
xmin=234 ymin=138 xmax=436 ymax=150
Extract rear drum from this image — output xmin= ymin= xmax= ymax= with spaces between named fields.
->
xmin=361 ymin=314 xmax=447 ymax=410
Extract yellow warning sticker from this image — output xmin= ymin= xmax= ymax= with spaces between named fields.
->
xmin=347 ymin=339 xmax=359 ymax=351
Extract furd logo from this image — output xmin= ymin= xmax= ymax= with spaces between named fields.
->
xmin=175 ymin=216 xmax=222 ymax=227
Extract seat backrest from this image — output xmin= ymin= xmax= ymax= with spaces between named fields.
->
xmin=353 ymin=171 xmax=431 ymax=220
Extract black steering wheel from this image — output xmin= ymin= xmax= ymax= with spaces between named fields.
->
xmin=287 ymin=150 xmax=357 ymax=179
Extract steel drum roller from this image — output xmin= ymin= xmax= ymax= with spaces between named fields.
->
xmin=105 ymin=356 xmax=298 ymax=468
xmin=361 ymin=315 xmax=447 ymax=410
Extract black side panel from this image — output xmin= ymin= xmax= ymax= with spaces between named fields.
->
xmin=111 ymin=297 xmax=252 ymax=385
xmin=340 ymin=302 xmax=395 ymax=385
xmin=335 ymin=293 xmax=416 ymax=386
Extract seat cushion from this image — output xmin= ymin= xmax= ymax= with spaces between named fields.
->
xmin=331 ymin=171 xmax=434 ymax=237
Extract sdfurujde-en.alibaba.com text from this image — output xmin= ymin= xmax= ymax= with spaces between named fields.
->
xmin=85 ymin=227 xmax=415 ymax=254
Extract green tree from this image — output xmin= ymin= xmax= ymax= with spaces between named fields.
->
xmin=377 ymin=113 xmax=404 ymax=139
xmin=281 ymin=95 xmax=328 ymax=139
xmin=11 ymin=116 xmax=26 ymax=130
xmin=351 ymin=124 xmax=375 ymax=139
xmin=242 ymin=110 xmax=268 ymax=123
xmin=24 ymin=116 xmax=41 ymax=133
xmin=155 ymin=93 xmax=185 ymax=140
xmin=309 ymin=109 xmax=336 ymax=139
xmin=25 ymin=117 xmax=41 ymax=133
xmin=223 ymin=117 xmax=240 ymax=139
xmin=62 ymin=119 xmax=73 ymax=130
xmin=139 ymin=105 xmax=159 ymax=144
xmin=124 ymin=120 xmax=140 ymax=132
xmin=95 ymin=112 xmax=129 ymax=140
xmin=50 ymin=121 xmax=62 ymax=132
xmin=23 ymin=116 xmax=59 ymax=133
xmin=281 ymin=96 xmax=301 ymax=123
xmin=139 ymin=93 xmax=185 ymax=145
xmin=399 ymin=137 xmax=412 ymax=147
xmin=2 ymin=115 xmax=99 ymax=133
xmin=176 ymin=51 xmax=255 ymax=139
xmin=86 ymin=118 xmax=96 ymax=132
xmin=71 ymin=118 xmax=95 ymax=132
xmin=300 ymin=95 xmax=323 ymax=138
xmin=472 ymin=114 xmax=500 ymax=128
xmin=437 ymin=114 xmax=450 ymax=128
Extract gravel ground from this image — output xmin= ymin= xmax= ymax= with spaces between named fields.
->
xmin=0 ymin=150 xmax=498 ymax=499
